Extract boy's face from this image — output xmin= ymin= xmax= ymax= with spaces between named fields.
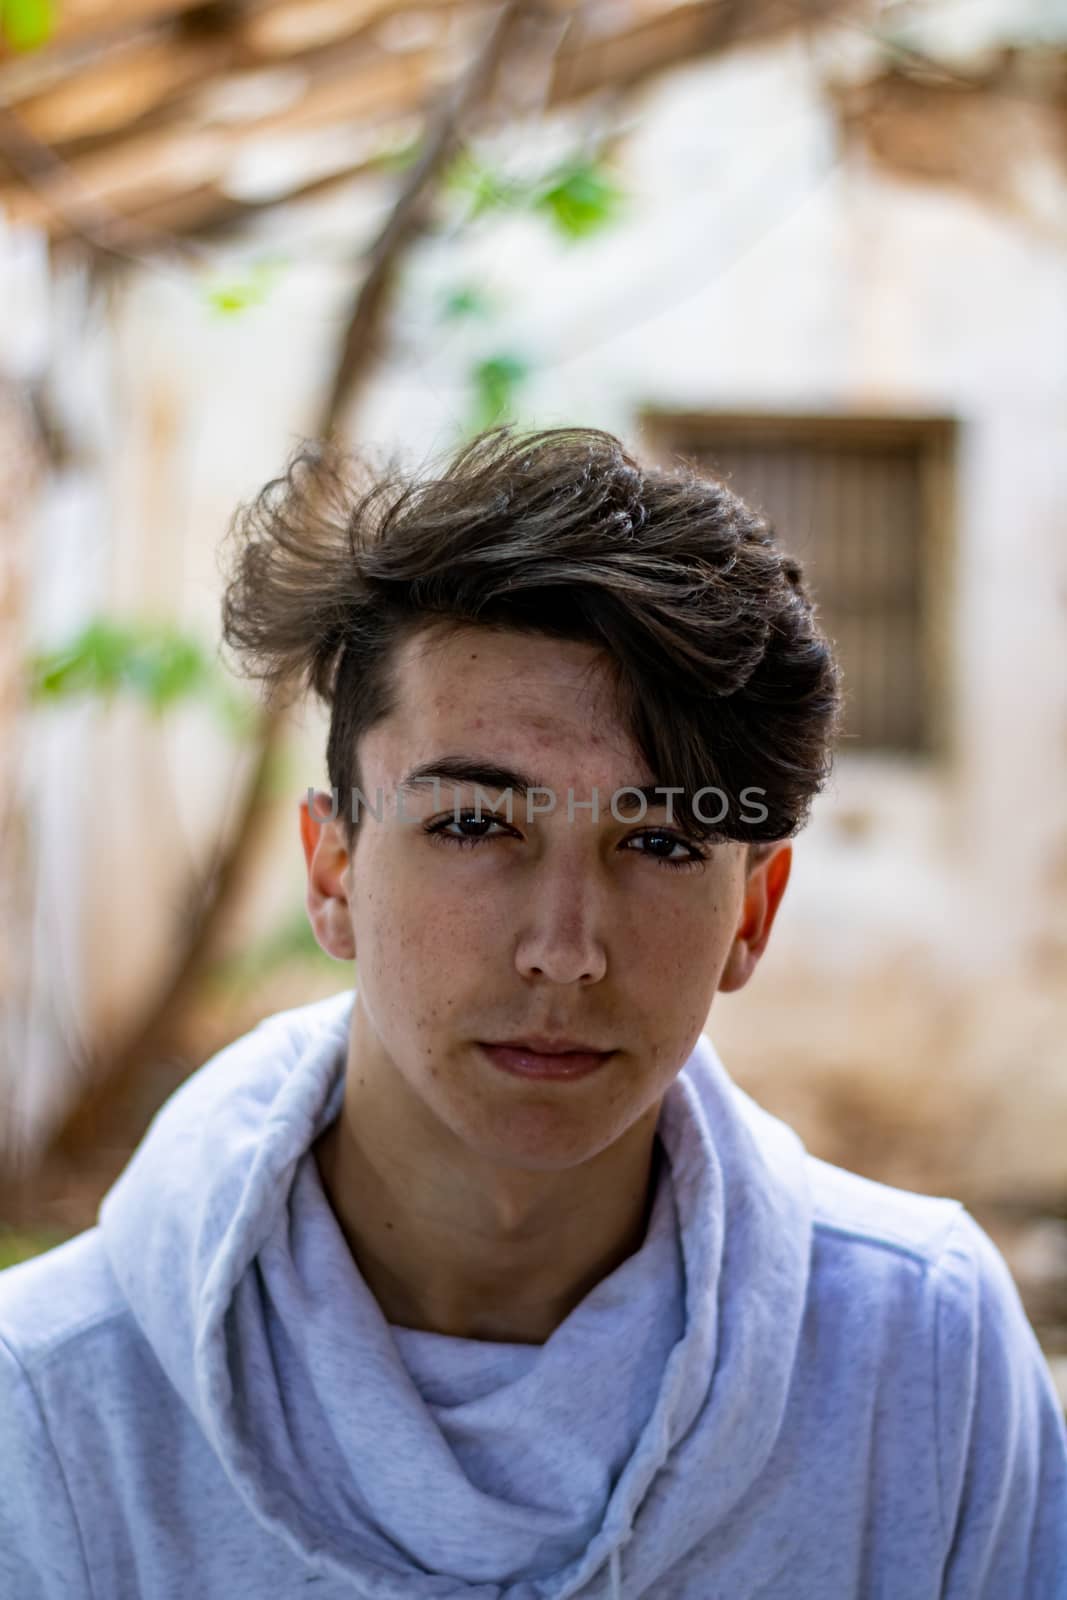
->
xmin=300 ymin=623 xmax=791 ymax=1172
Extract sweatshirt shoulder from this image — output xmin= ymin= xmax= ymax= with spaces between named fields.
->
xmin=801 ymin=1158 xmax=1017 ymax=1386
xmin=0 ymin=1227 xmax=131 ymax=1373
xmin=806 ymin=1152 xmax=966 ymax=1268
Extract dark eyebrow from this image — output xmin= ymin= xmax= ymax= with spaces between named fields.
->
xmin=399 ymin=756 xmax=672 ymax=813
xmin=401 ymin=757 xmax=541 ymax=799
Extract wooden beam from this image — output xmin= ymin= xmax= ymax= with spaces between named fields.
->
xmin=0 ymin=48 xmax=433 ymax=233
xmin=551 ymin=0 xmax=851 ymax=102
xmin=0 ymin=0 xmax=637 ymax=173
xmin=0 ymin=0 xmax=863 ymax=244
xmin=0 ymin=0 xmax=209 ymax=57
xmin=0 ymin=0 xmax=455 ymax=103
xmin=242 ymin=0 xmax=455 ymax=58
xmin=53 ymin=142 xmax=389 ymax=240
xmin=0 ymin=18 xmax=420 ymax=156
xmin=13 ymin=36 xmax=234 ymax=145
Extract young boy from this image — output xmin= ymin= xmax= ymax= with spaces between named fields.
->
xmin=2 ymin=426 xmax=1064 ymax=1597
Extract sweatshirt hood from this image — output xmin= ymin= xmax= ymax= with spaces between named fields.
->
xmin=98 ymin=988 xmax=813 ymax=1598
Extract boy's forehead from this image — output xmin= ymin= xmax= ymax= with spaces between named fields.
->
xmin=398 ymin=626 xmax=628 ymax=735
xmin=370 ymin=625 xmax=648 ymax=786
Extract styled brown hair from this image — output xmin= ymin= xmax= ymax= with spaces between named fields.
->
xmin=219 ymin=424 xmax=843 ymax=847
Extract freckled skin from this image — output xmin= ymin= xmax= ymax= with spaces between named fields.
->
xmin=299 ymin=622 xmax=793 ymax=1339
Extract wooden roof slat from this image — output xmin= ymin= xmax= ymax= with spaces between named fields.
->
xmin=0 ymin=0 xmax=861 ymax=244
xmin=551 ymin=0 xmax=850 ymax=102
xmin=0 ymin=126 xmax=227 ymax=230
xmin=66 ymin=117 xmax=411 ymax=237
xmin=242 ymin=0 xmax=453 ymax=58
xmin=0 ymin=0 xmax=455 ymax=98
xmin=0 ymin=47 xmax=434 ymax=231
xmin=219 ymin=42 xmax=435 ymax=134
xmin=0 ymin=0 xmax=211 ymax=56
xmin=0 ymin=0 xmax=706 ymax=154
xmin=14 ymin=36 xmax=234 ymax=144
xmin=0 ymin=1 xmax=460 ymax=154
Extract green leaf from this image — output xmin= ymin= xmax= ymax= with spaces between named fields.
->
xmin=470 ymin=353 xmax=529 ymax=432
xmin=439 ymin=283 xmax=494 ymax=323
xmin=29 ymin=619 xmax=128 ymax=701
xmin=443 ymin=150 xmax=523 ymax=218
xmin=533 ymin=160 xmax=624 ymax=240
xmin=1 ymin=0 xmax=55 ymax=51
xmin=203 ymin=258 xmax=286 ymax=318
xmin=26 ymin=618 xmax=257 ymax=736
xmin=441 ymin=148 xmax=625 ymax=236
xmin=206 ymin=284 xmax=262 ymax=315
xmin=126 ymin=630 xmax=206 ymax=712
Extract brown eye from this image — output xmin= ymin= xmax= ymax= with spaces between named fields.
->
xmin=624 ymin=830 xmax=707 ymax=871
xmin=424 ymin=813 xmax=515 ymax=850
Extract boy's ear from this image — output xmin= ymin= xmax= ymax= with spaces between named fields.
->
xmin=299 ymin=791 xmax=356 ymax=961
xmin=717 ymin=841 xmax=792 ymax=994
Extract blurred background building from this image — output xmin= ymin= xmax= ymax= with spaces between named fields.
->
xmin=1 ymin=0 xmax=1065 ymax=1389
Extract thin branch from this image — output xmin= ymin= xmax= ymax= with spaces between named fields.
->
xmin=320 ymin=0 xmax=535 ymax=434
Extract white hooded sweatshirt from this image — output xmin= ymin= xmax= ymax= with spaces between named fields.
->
xmin=1 ymin=986 xmax=1065 ymax=1598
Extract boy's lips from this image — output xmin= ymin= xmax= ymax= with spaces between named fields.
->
xmin=478 ymin=1043 xmax=615 ymax=1081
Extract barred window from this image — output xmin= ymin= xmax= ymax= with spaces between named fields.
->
xmin=641 ymin=412 xmax=956 ymax=756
